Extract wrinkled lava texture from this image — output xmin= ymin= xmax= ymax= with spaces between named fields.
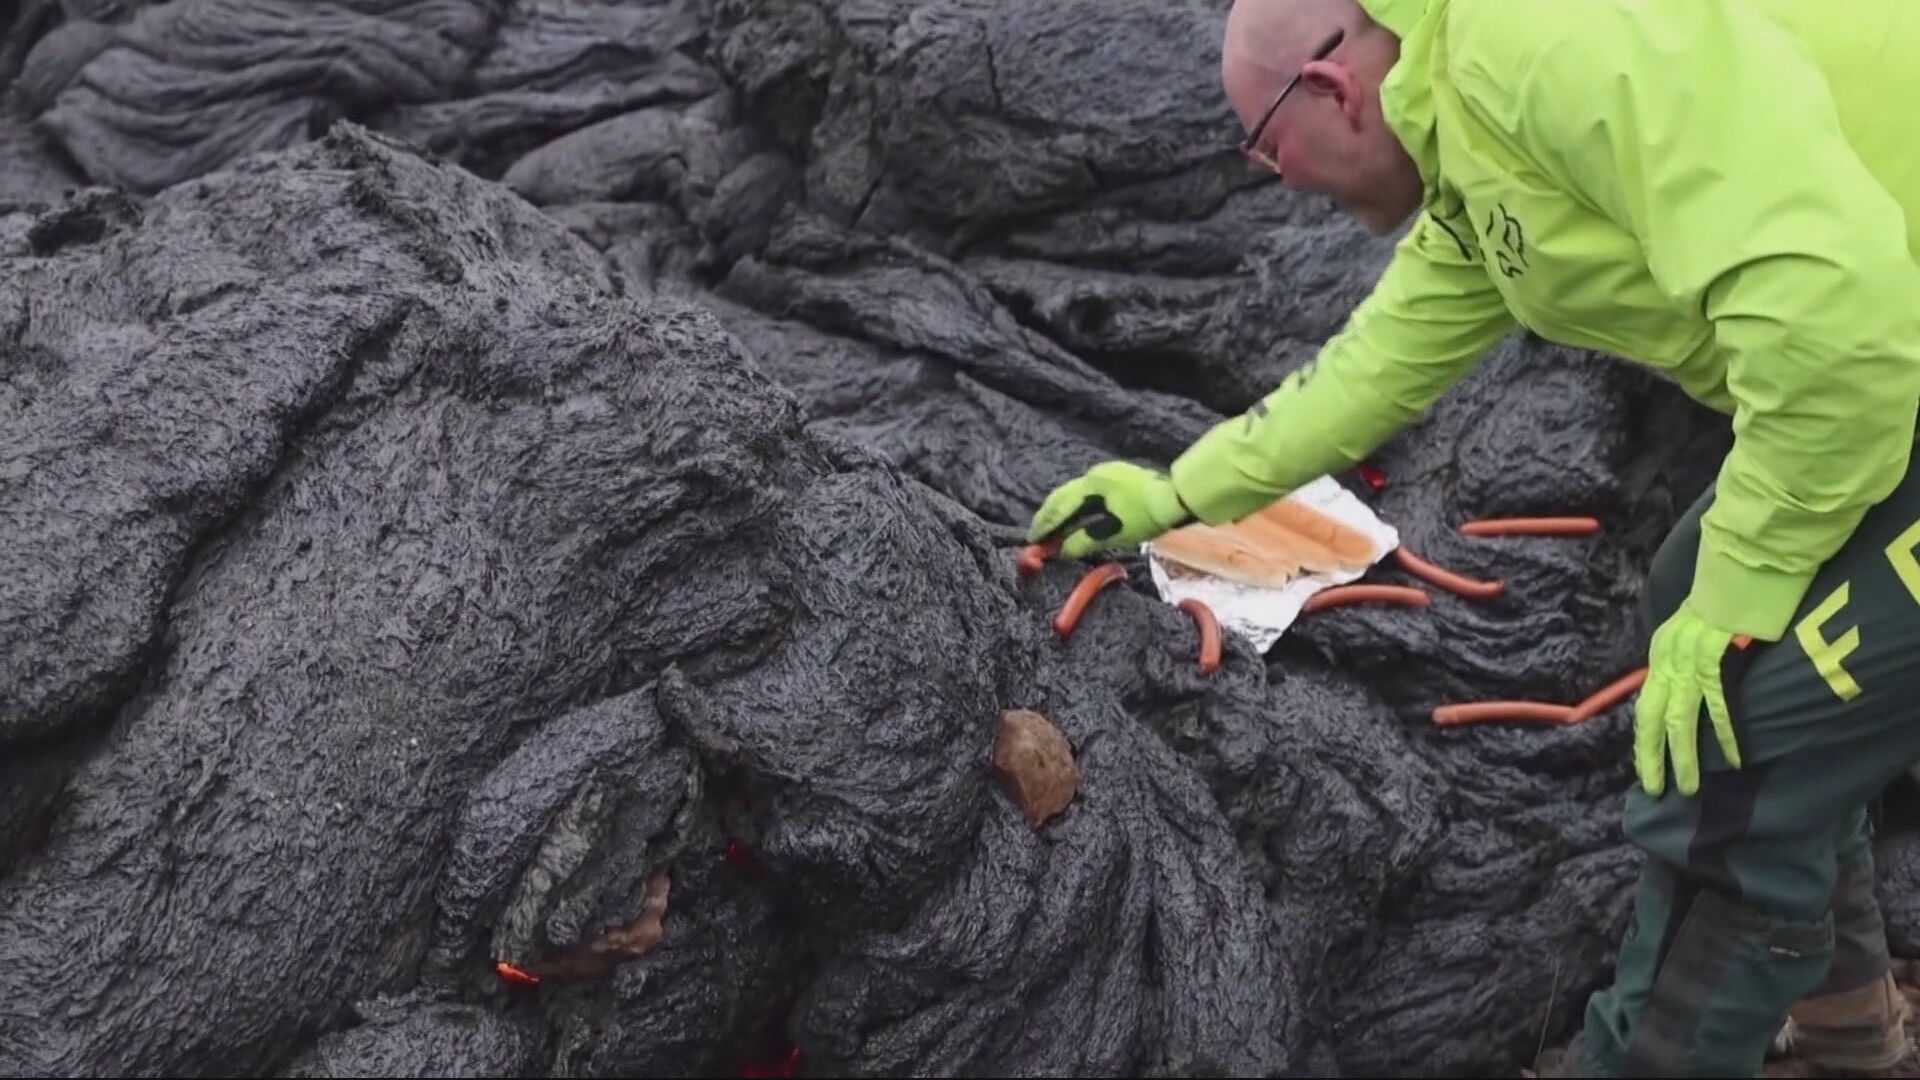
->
xmin=6 ymin=1 xmax=1920 ymax=1077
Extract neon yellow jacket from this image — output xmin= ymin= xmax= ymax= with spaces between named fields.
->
xmin=1169 ymin=0 xmax=1920 ymax=641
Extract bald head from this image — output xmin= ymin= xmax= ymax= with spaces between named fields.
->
xmin=1223 ymin=0 xmax=1368 ymax=82
xmin=1219 ymin=0 xmax=1423 ymax=236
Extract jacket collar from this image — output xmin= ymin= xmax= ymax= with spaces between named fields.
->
xmin=1358 ymin=0 xmax=1444 ymax=199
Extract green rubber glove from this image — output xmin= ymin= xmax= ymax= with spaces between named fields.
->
xmin=1634 ymin=600 xmax=1744 ymax=797
xmin=1027 ymin=461 xmax=1193 ymax=558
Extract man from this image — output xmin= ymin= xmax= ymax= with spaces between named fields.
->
xmin=1025 ymin=0 xmax=1920 ymax=1074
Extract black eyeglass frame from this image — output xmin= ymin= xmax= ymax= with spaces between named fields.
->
xmin=1237 ymin=28 xmax=1346 ymax=173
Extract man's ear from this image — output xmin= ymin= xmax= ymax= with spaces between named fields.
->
xmin=1299 ymin=61 xmax=1362 ymax=129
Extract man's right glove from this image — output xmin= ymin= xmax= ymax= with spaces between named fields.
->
xmin=1026 ymin=460 xmax=1193 ymax=558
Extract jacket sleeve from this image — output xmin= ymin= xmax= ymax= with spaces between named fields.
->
xmin=1502 ymin=0 xmax=1920 ymax=641
xmin=1168 ymin=211 xmax=1515 ymax=524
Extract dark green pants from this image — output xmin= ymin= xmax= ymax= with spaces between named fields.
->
xmin=1576 ymin=460 xmax=1920 ymax=1076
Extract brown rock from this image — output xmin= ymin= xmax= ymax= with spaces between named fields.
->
xmin=993 ymin=709 xmax=1079 ymax=829
xmin=516 ymin=868 xmax=672 ymax=982
xmin=590 ymin=868 xmax=671 ymax=960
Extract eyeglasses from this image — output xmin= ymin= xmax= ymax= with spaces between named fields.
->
xmin=1238 ymin=28 xmax=1345 ymax=175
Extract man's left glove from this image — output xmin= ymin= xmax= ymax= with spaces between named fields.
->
xmin=1634 ymin=600 xmax=1749 ymax=797
xmin=1027 ymin=460 xmax=1194 ymax=558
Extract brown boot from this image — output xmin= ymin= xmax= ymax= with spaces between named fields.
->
xmin=1777 ymin=970 xmax=1912 ymax=1075
xmin=1527 ymin=1034 xmax=1588 ymax=1078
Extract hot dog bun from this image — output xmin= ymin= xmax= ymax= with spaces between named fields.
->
xmin=1226 ymin=499 xmax=1376 ymax=575
xmin=1154 ymin=493 xmax=1378 ymax=586
xmin=1152 ymin=523 xmax=1302 ymax=588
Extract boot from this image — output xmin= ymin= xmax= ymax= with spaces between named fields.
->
xmin=1776 ymin=970 xmax=1911 ymax=1074
xmin=1529 ymin=1032 xmax=1591 ymax=1077
xmin=1578 ymin=864 xmax=1835 ymax=1077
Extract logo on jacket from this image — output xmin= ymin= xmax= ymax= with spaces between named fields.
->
xmin=1488 ymin=202 xmax=1528 ymax=278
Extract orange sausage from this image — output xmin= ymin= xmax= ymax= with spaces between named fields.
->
xmin=495 ymin=960 xmax=541 ymax=986
xmin=1567 ymin=667 xmax=1649 ymax=723
xmin=1391 ymin=546 xmax=1505 ymax=600
xmin=1303 ymin=584 xmax=1431 ymax=613
xmin=1053 ymin=562 xmax=1128 ymax=638
xmin=1017 ymin=539 xmax=1059 ymax=579
xmin=1460 ymin=516 xmax=1602 ymax=537
xmin=1178 ymin=598 xmax=1223 ymax=674
xmin=1559 ymin=639 xmax=1752 ymax=719
xmin=1431 ymin=701 xmax=1577 ymax=727
xmin=1439 ymin=639 xmax=1758 ymax=731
